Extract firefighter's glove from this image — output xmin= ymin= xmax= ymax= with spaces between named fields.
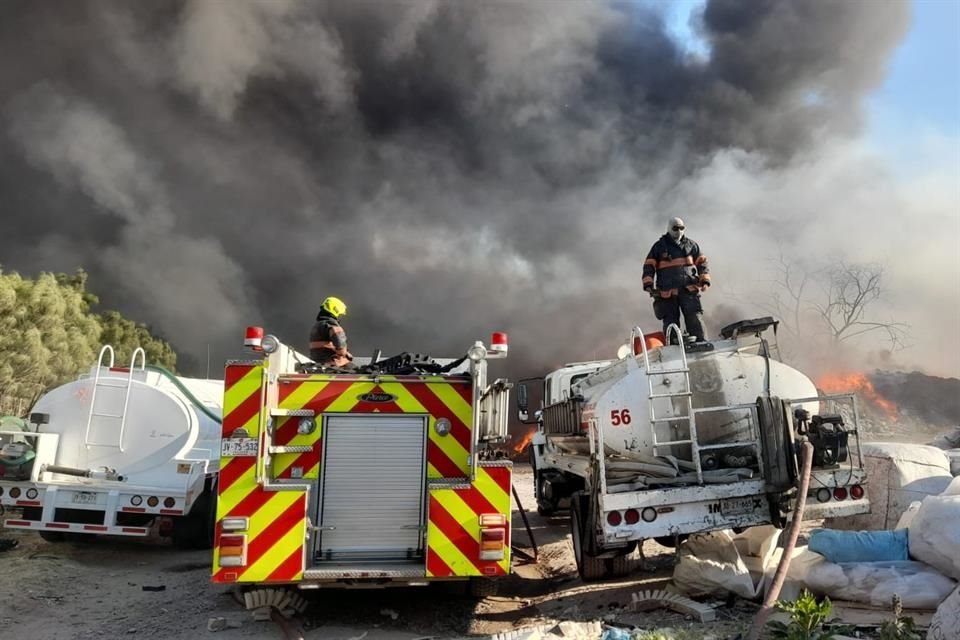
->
xmin=645 ymin=288 xmax=657 ymax=298
xmin=700 ymin=279 xmax=711 ymax=290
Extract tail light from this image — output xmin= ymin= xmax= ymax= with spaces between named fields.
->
xmin=850 ymin=485 xmax=865 ymax=500
xmin=163 ymin=497 xmax=175 ymax=508
xmin=816 ymin=488 xmax=831 ymax=503
xmin=624 ymin=509 xmax=640 ymax=524
xmin=9 ymin=487 xmax=21 ymax=499
xmin=147 ymin=496 xmax=159 ymax=507
xmin=219 ymin=534 xmax=247 ymax=567
xmin=641 ymin=507 xmax=657 ymax=523
xmin=833 ymin=487 xmax=848 ymax=501
xmin=606 ymin=511 xmax=622 ymax=526
xmin=479 ymin=514 xmax=507 ymax=561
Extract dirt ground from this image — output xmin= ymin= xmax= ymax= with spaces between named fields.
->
xmin=0 ymin=465 xmax=764 ymax=639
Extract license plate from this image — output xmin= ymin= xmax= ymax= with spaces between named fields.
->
xmin=72 ymin=491 xmax=98 ymax=505
xmin=721 ymin=496 xmax=762 ymax=517
xmin=221 ymin=437 xmax=258 ymax=457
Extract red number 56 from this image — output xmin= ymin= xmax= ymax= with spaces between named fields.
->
xmin=609 ymin=409 xmax=632 ymax=426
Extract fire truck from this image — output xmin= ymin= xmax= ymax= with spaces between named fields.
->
xmin=518 ymin=318 xmax=870 ymax=580
xmin=211 ymin=327 xmax=513 ymax=597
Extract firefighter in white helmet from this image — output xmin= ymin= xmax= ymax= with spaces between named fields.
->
xmin=642 ymin=217 xmax=710 ymax=343
xmin=309 ymin=296 xmax=354 ymax=368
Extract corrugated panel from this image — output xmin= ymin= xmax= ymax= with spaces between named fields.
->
xmin=318 ymin=415 xmax=426 ymax=560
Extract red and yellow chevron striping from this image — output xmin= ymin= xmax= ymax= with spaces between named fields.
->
xmin=269 ymin=375 xmax=473 ymax=481
xmin=212 ymin=462 xmax=307 ymax=583
xmin=215 ymin=363 xmax=511 ymax=585
xmin=425 ymin=463 xmax=512 ymax=577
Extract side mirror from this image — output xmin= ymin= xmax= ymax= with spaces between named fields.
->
xmin=516 ymin=377 xmax=544 ymax=424
xmin=517 ymin=382 xmax=529 ymax=422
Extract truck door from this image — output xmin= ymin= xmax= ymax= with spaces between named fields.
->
xmin=316 ymin=415 xmax=427 ymax=562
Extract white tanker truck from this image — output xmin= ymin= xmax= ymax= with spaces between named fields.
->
xmin=0 ymin=346 xmax=223 ymax=548
xmin=518 ymin=317 xmax=870 ymax=581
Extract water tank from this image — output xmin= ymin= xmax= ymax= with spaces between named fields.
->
xmin=30 ymin=366 xmax=223 ymax=486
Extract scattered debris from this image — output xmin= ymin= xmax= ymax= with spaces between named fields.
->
xmin=627 ymin=590 xmax=716 ymax=623
xmin=206 ymin=617 xmax=242 ymax=632
xmin=486 ymin=620 xmax=603 ymax=640
xmin=379 ymin=608 xmax=400 ymax=621
xmin=0 ymin=539 xmax=18 ymax=552
xmin=141 ymin=585 xmax=166 ymax=592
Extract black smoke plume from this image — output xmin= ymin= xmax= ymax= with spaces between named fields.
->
xmin=1 ymin=0 xmax=922 ymax=381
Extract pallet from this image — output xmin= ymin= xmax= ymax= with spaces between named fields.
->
xmin=627 ymin=589 xmax=716 ymax=623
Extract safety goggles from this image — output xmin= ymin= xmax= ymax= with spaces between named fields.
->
xmin=672 ymin=225 xmax=685 ymax=231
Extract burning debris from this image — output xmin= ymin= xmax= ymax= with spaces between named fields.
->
xmin=814 ymin=370 xmax=960 ymax=440
xmin=817 ymin=372 xmax=898 ymax=420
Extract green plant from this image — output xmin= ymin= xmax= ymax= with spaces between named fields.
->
xmin=878 ymin=595 xmax=921 ymax=640
xmin=767 ymin=590 xmax=846 ymax=640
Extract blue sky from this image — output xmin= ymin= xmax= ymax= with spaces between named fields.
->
xmin=659 ymin=0 xmax=960 ymax=153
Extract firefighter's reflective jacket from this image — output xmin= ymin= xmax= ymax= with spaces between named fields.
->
xmin=309 ymin=312 xmax=351 ymax=366
xmin=642 ymin=234 xmax=710 ymax=297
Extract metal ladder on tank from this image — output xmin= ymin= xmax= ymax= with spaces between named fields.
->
xmin=632 ymin=324 xmax=704 ymax=484
xmin=84 ymin=346 xmax=146 ymax=453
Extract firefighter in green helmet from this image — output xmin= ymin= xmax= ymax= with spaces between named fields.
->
xmin=309 ymin=296 xmax=354 ymax=368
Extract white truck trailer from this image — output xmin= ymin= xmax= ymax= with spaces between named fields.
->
xmin=0 ymin=346 xmax=223 ymax=547
xmin=518 ymin=317 xmax=870 ymax=580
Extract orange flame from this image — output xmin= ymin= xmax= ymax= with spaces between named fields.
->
xmin=512 ymin=427 xmax=536 ymax=456
xmin=816 ymin=372 xmax=898 ymax=419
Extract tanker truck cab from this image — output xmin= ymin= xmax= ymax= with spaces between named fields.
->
xmin=518 ymin=317 xmax=870 ymax=581
xmin=0 ymin=346 xmax=223 ymax=547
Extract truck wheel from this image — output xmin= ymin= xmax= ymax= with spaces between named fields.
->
xmin=173 ymin=485 xmax=216 ymax=550
xmin=605 ymin=553 xmax=634 ymax=578
xmin=570 ymin=493 xmax=607 ymax=582
xmin=531 ymin=446 xmax=557 ymax=517
xmin=468 ymin=577 xmax=498 ymax=598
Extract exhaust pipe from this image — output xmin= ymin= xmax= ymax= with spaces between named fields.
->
xmin=42 ymin=464 xmax=125 ymax=482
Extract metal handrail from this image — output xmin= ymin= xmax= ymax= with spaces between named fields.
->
xmin=84 ymin=346 xmax=115 ymax=448
xmin=115 ymin=348 xmax=147 ymax=453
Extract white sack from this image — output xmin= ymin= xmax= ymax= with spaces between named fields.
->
xmin=825 ymin=443 xmax=952 ymax=531
xmin=786 ymin=547 xmax=955 ymax=610
xmin=943 ymin=476 xmax=960 ymax=496
xmin=907 ymin=494 xmax=960 ymax=580
xmin=929 ymin=585 xmax=960 ymax=640
xmin=895 ymin=501 xmax=922 ymax=529
xmin=672 ymin=527 xmax=781 ymax=599
xmin=948 ymin=450 xmax=960 ymax=477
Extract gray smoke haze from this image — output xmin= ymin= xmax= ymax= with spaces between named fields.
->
xmin=2 ymin=0 xmax=955 ymax=380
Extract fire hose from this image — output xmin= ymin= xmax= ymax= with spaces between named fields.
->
xmin=747 ymin=441 xmax=814 ymax=640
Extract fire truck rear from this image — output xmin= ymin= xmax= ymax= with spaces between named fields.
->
xmin=211 ymin=328 xmax=513 ymax=597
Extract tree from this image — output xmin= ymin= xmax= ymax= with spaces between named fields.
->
xmin=814 ymin=263 xmax=908 ymax=350
xmin=99 ymin=311 xmax=177 ymax=370
xmin=760 ymin=255 xmax=908 ymax=352
xmin=0 ymin=270 xmax=101 ymax=408
xmin=0 ymin=269 xmax=178 ymax=415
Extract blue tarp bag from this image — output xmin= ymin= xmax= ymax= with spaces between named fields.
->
xmin=808 ymin=528 xmax=910 ymax=563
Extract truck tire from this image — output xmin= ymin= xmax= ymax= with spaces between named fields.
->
xmin=605 ymin=550 xmax=635 ymax=578
xmin=570 ymin=493 xmax=607 ymax=582
xmin=173 ymin=483 xmax=216 ymax=549
xmin=531 ymin=446 xmax=557 ymax=517
xmin=468 ymin=577 xmax=498 ymax=598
